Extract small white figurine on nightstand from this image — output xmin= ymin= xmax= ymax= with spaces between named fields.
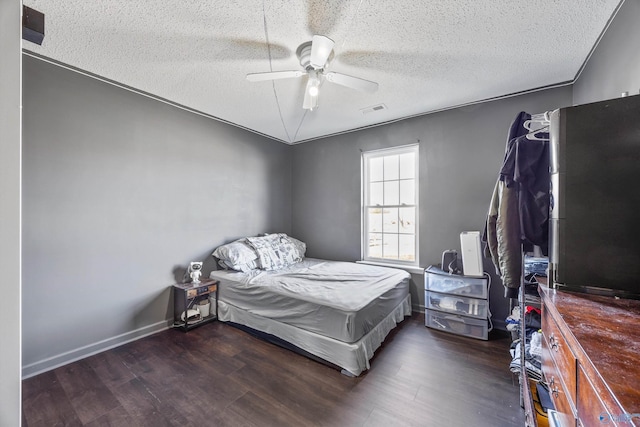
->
xmin=188 ymin=262 xmax=203 ymax=284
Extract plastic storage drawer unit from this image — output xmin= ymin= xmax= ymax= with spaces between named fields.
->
xmin=425 ymin=309 xmax=489 ymax=340
xmin=425 ymin=266 xmax=488 ymax=298
xmin=424 ymin=265 xmax=490 ymax=340
xmin=425 ymin=290 xmax=489 ymax=320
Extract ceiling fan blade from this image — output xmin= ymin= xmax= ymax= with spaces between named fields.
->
xmin=246 ymin=70 xmax=304 ymax=82
xmin=325 ymin=72 xmax=378 ymax=93
xmin=309 ymin=35 xmax=334 ymax=68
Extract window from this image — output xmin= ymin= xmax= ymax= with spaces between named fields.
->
xmin=362 ymin=144 xmax=419 ymax=265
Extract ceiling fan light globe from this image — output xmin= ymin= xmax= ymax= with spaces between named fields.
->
xmin=308 ymin=86 xmax=319 ymax=97
xmin=309 ymin=35 xmax=335 ymax=69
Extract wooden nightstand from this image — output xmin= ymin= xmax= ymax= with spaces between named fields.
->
xmin=172 ymin=278 xmax=218 ymax=331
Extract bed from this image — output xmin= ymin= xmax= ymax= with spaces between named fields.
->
xmin=209 ymin=234 xmax=412 ymax=376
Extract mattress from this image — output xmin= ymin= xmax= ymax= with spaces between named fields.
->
xmin=209 ymin=258 xmax=411 ymax=343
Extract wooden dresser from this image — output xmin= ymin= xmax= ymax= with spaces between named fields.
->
xmin=539 ymin=285 xmax=640 ymax=426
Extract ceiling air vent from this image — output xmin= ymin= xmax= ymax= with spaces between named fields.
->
xmin=360 ymin=104 xmax=387 ymax=115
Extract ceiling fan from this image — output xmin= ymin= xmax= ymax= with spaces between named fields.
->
xmin=246 ymin=35 xmax=378 ymax=110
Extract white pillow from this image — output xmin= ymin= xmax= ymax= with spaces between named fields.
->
xmin=212 ymin=238 xmax=259 ymax=266
xmin=217 ymin=259 xmax=260 ymax=273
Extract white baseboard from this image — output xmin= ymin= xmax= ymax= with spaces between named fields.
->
xmin=22 ymin=319 xmax=172 ymax=379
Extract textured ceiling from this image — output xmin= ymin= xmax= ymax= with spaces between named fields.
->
xmin=23 ymin=0 xmax=622 ymax=144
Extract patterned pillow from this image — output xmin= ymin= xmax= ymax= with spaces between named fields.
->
xmin=246 ymin=233 xmax=304 ymax=271
xmin=287 ymin=236 xmax=307 ymax=259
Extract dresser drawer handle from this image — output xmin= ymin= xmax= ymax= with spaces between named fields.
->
xmin=549 ymin=333 xmax=559 ymax=351
xmin=548 ymin=376 xmax=560 ymax=398
xmin=551 ymin=384 xmax=559 ymax=399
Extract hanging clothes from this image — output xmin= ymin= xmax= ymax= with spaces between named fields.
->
xmin=484 ymin=112 xmax=531 ymax=266
xmin=512 ymin=134 xmax=550 ymax=253
xmin=484 ymin=112 xmax=551 ymax=298
xmin=483 ymin=112 xmax=532 ymax=297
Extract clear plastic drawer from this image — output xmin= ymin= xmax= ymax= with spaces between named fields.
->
xmin=425 ymin=266 xmax=488 ymax=298
xmin=425 ymin=291 xmax=488 ymax=319
xmin=425 ymin=309 xmax=488 ymax=340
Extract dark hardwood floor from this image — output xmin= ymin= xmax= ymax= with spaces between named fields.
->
xmin=22 ymin=314 xmax=525 ymax=426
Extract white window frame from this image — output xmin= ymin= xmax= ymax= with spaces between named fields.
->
xmin=361 ymin=144 xmax=419 ymax=267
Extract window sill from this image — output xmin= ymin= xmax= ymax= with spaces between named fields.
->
xmin=356 ymin=260 xmax=424 ymax=275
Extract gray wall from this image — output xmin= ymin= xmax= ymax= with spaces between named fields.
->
xmin=291 ymin=86 xmax=573 ymax=325
xmin=22 ymin=56 xmax=292 ymax=376
xmin=573 ymin=0 xmax=640 ymax=105
xmin=0 ymin=0 xmax=22 ymax=423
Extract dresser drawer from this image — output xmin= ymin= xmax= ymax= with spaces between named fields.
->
xmin=542 ymin=303 xmax=578 ymax=407
xmin=576 ymin=365 xmax=632 ymax=427
xmin=542 ymin=336 xmax=577 ymax=426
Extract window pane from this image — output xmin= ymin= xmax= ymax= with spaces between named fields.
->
xmin=399 ymin=153 xmax=415 ymax=179
xmin=367 ymin=208 xmax=383 ymax=233
xmin=383 ymin=181 xmax=399 ymax=205
xmin=363 ymin=145 xmax=418 ymax=265
xmin=382 ymin=208 xmax=398 ymax=233
xmin=399 ymin=179 xmax=415 ymax=205
xmin=399 ymin=234 xmax=415 ymax=262
xmin=383 ymin=155 xmax=399 ymax=180
xmin=383 ymin=233 xmax=399 ymax=259
xmin=369 ymin=157 xmax=383 ymax=182
xmin=369 ymin=182 xmax=383 ymax=206
xmin=368 ymin=233 xmax=383 ymax=258
xmin=399 ymin=207 xmax=415 ymax=234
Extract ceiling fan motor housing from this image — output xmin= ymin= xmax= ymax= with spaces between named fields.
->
xmin=296 ymin=42 xmax=314 ymax=70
